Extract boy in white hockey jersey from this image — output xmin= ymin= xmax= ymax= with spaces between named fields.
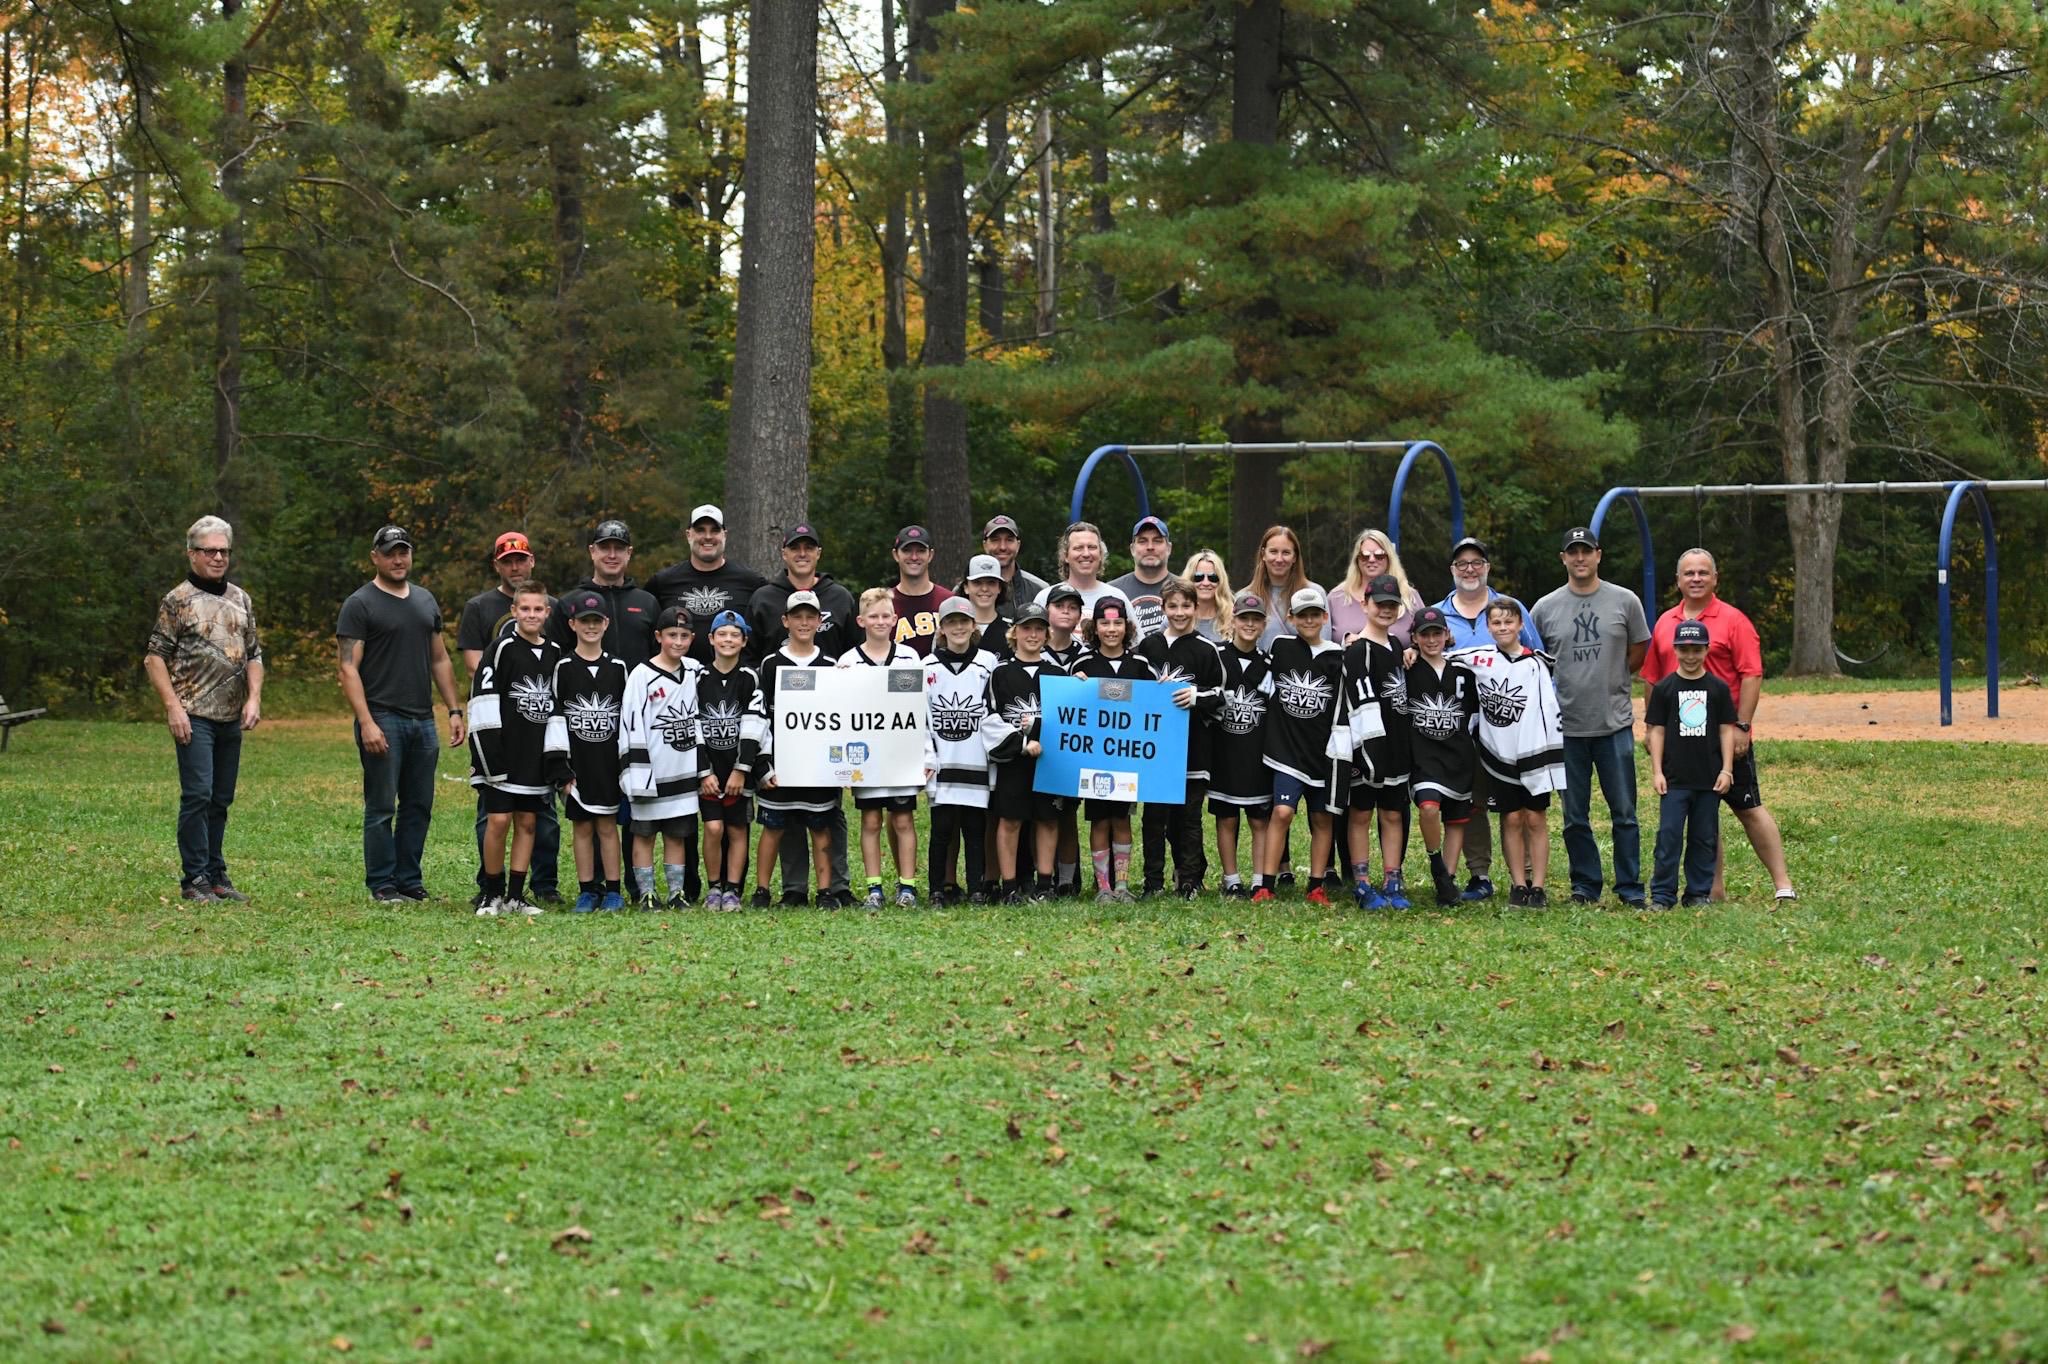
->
xmin=620 ymin=607 xmax=704 ymax=909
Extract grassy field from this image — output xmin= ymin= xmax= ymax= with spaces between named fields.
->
xmin=2 ymin=718 xmax=2044 ymax=1362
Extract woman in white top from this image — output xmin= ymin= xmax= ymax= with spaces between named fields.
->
xmin=1328 ymin=528 xmax=1425 ymax=644
xmin=1178 ymin=549 xmax=1234 ymax=642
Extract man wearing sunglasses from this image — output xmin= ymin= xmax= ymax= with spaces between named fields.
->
xmin=145 ymin=516 xmax=265 ymax=903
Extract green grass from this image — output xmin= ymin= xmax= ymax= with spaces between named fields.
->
xmin=3 ymin=720 xmax=2044 ymax=1362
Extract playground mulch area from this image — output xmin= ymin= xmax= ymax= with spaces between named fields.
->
xmin=1637 ymin=681 xmax=2047 ymax=744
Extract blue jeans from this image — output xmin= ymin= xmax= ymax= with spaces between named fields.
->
xmin=475 ymin=791 xmax=560 ymax=896
xmin=359 ymin=711 xmax=440 ymax=894
xmin=1652 ymin=787 xmax=1720 ymax=903
xmin=1562 ymin=729 xmax=1643 ymax=902
xmin=174 ymin=715 xmax=243 ymax=887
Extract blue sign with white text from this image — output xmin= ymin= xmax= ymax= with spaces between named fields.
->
xmin=1032 ymin=676 xmax=1189 ymax=803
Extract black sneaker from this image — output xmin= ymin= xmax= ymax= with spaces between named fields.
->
xmin=1526 ymin=887 xmax=1549 ymax=909
xmin=1221 ymin=883 xmax=1248 ymax=900
xmin=370 ymin=886 xmax=408 ymax=903
xmin=664 ymin=892 xmax=691 ymax=911
xmin=1649 ymin=898 xmax=1676 ymax=911
xmin=1569 ymin=892 xmax=1598 ymax=906
xmin=1507 ymin=884 xmax=1529 ymax=908
xmin=1178 ymin=886 xmax=1200 ymax=902
xmin=470 ymin=889 xmax=493 ymax=910
xmin=533 ymin=889 xmax=563 ymax=906
xmin=181 ymin=879 xmax=218 ymax=902
xmin=208 ymin=879 xmax=250 ymax=902
xmin=1275 ymin=871 xmax=1297 ymax=892
xmin=1461 ymin=875 xmax=1495 ymax=902
xmin=966 ymin=889 xmax=989 ymax=906
xmin=397 ymin=886 xmax=430 ymax=902
xmin=750 ymin=888 xmax=773 ymax=909
xmin=1680 ymin=894 xmax=1710 ymax=908
xmin=1434 ymin=875 xmax=1461 ymax=907
xmin=1002 ymin=888 xmax=1026 ymax=906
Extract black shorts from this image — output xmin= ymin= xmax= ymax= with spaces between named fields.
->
xmin=1724 ymin=747 xmax=1763 ymax=811
xmin=992 ymin=763 xmax=1064 ymax=823
xmin=854 ymin=792 xmax=919 ymax=814
xmin=1416 ymin=794 xmax=1474 ymax=824
xmin=563 ymin=793 xmax=618 ymax=823
xmin=1489 ymin=781 xmax=1551 ymax=814
xmin=1085 ymin=798 xmax=1135 ymax=823
xmin=642 ymin=814 xmax=697 ymax=841
xmin=758 ymin=805 xmax=833 ymax=833
xmin=480 ymin=786 xmax=549 ymax=815
xmin=1209 ymin=798 xmax=1273 ymax=822
xmin=702 ymin=794 xmax=752 ymax=827
xmin=1349 ymin=781 xmax=1408 ymax=814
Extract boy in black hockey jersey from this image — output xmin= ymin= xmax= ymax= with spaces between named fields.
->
xmin=697 ymin=610 xmax=760 ymax=910
xmin=1337 ymin=574 xmax=1413 ymax=910
xmin=1255 ymin=586 xmax=1345 ymax=905
xmin=926 ymin=598 xmax=1006 ymax=904
xmin=621 ymin=608 xmax=705 ymax=909
xmin=1136 ymin=577 xmax=1223 ymax=899
xmin=1210 ymin=591 xmax=1274 ymax=898
xmin=1074 ymin=598 xmax=1154 ymax=902
xmin=741 ymin=591 xmax=837 ymax=908
xmin=1645 ymin=619 xmax=1736 ymax=909
xmin=1041 ymin=583 xmax=1087 ymax=892
xmin=1404 ymin=607 xmax=1480 ymax=906
xmin=469 ymin=583 xmax=570 ymax=916
xmin=987 ymin=603 xmax=1065 ymax=902
xmin=556 ymin=592 xmax=630 ymax=911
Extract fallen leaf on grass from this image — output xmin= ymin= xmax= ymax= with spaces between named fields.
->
xmin=1521 ymin=1351 xmax=1552 ymax=1364
xmin=46 ymin=1064 xmax=62 ymax=1074
xmin=550 ymin=1225 xmax=593 ymax=1253
xmin=1602 ymin=1019 xmax=1625 ymax=1038
xmin=1636 ymin=1101 xmax=1658 ymax=1116
xmin=1775 ymin=1046 xmax=1801 ymax=1065
xmin=1298 ymin=1341 xmax=1334 ymax=1358
xmin=1725 ymin=1323 xmax=1757 ymax=1342
xmin=991 ymin=1261 xmax=1011 ymax=1284
xmin=903 ymin=1228 xmax=937 ymax=1255
xmin=40 ymin=1321 xmax=64 ymax=1336
xmin=331 ymin=1337 xmax=352 ymax=1353
xmin=412 ymin=1336 xmax=432 ymax=1350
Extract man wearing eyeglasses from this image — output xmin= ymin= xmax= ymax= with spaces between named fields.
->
xmin=144 ymin=516 xmax=264 ymax=903
xmin=1435 ymin=536 xmax=1541 ymax=901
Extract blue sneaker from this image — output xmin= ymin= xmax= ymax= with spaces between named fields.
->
xmin=598 ymin=891 xmax=626 ymax=912
xmin=1353 ymin=878 xmax=1387 ymax=911
xmin=1382 ymin=871 xmax=1411 ymax=910
xmin=1461 ymin=875 xmax=1496 ymax=902
xmin=571 ymin=891 xmax=599 ymax=914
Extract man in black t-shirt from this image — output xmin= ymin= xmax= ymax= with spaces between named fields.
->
xmin=337 ymin=525 xmax=465 ymax=902
xmin=457 ymin=529 xmax=561 ymax=904
xmin=647 ymin=504 xmax=768 ymax=665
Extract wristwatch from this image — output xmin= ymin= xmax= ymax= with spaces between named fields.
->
xmin=1734 ymin=721 xmax=1751 ymax=732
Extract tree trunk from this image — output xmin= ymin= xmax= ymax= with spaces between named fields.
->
xmin=725 ymin=0 xmax=817 ymax=571
xmin=1225 ymin=0 xmax=1284 ymax=573
xmin=549 ymin=0 xmax=590 ymax=465
xmin=213 ymin=0 xmax=247 ymax=523
xmin=976 ymin=104 xmax=1006 ymax=341
xmin=880 ymin=0 xmax=917 ymax=493
xmin=1033 ymin=104 xmax=1055 ymax=337
xmin=914 ymin=0 xmax=971 ymax=581
xmin=126 ymin=79 xmax=152 ymax=343
xmin=1087 ymin=58 xmax=1114 ymax=319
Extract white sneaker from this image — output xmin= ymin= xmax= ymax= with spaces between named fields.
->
xmin=503 ymin=895 xmax=543 ymax=917
xmin=475 ymin=898 xmax=501 ymax=917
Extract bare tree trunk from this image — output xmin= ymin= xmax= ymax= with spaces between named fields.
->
xmin=725 ymin=0 xmax=817 ymax=571
xmin=1226 ymin=0 xmax=1284 ymax=573
xmin=213 ymin=0 xmax=247 ymax=523
xmin=880 ymin=0 xmax=917 ymax=490
xmin=976 ymin=104 xmax=1006 ymax=341
xmin=126 ymin=80 xmax=152 ymax=342
xmin=1033 ymin=104 xmax=1055 ymax=337
xmin=1087 ymin=58 xmax=1114 ymax=319
xmin=914 ymin=0 xmax=971 ymax=580
xmin=549 ymin=0 xmax=590 ymax=465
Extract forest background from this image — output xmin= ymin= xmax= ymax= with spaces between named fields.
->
xmin=2 ymin=0 xmax=2044 ymax=712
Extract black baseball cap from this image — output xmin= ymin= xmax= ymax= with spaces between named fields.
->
xmin=1092 ymin=596 xmax=1129 ymax=621
xmin=1449 ymin=536 xmax=1491 ymax=564
xmin=895 ymin=525 xmax=933 ymax=550
xmin=1012 ymin=602 xmax=1049 ymax=625
xmin=1367 ymin=573 xmax=1403 ymax=605
xmin=1674 ymin=620 xmax=1710 ymax=646
xmin=784 ymin=522 xmax=821 ymax=547
xmin=1045 ymin=583 xmax=1083 ymax=608
xmin=371 ymin=525 xmax=412 ymax=553
xmin=566 ymin=591 xmax=609 ymax=620
xmin=1562 ymin=526 xmax=1600 ymax=551
xmin=590 ymin=519 xmax=631 ymax=546
xmin=655 ymin=605 xmax=692 ymax=631
xmin=1411 ymin=606 xmax=1450 ymax=634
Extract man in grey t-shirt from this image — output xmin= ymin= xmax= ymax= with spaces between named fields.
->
xmin=1531 ymin=526 xmax=1651 ymax=906
xmin=1106 ymin=514 xmax=1172 ymax=641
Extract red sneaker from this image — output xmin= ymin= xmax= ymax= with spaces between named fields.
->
xmin=1305 ymin=886 xmax=1334 ymax=907
xmin=1249 ymin=887 xmax=1275 ymax=903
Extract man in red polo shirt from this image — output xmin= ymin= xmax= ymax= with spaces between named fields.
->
xmin=1639 ymin=548 xmax=1797 ymax=902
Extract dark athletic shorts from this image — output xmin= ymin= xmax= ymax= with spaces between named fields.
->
xmin=992 ymin=763 xmax=1064 ymax=823
xmin=1209 ymin=798 xmax=1274 ymax=822
xmin=1085 ymin=798 xmax=1136 ymax=822
xmin=702 ymin=793 xmax=752 ymax=826
xmin=563 ymin=792 xmax=617 ymax=823
xmin=1723 ymin=746 xmax=1763 ymax=812
xmin=1488 ymin=780 xmax=1551 ymax=814
xmin=854 ymin=792 xmax=919 ymax=814
xmin=1415 ymin=794 xmax=1474 ymax=824
xmin=479 ymin=786 xmax=549 ymax=815
xmin=1348 ymin=781 xmax=1408 ymax=814
xmin=758 ymin=805 xmax=833 ymax=833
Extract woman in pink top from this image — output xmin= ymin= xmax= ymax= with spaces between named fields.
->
xmin=1328 ymin=529 xmax=1425 ymax=645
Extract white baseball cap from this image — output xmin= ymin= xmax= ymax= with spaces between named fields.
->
xmin=689 ymin=504 xmax=724 ymax=527
xmin=1289 ymin=585 xmax=1328 ymax=614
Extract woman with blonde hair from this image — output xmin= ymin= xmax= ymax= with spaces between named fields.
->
xmin=1177 ymin=549 xmax=1234 ymax=641
xmin=1244 ymin=525 xmax=1316 ymax=649
xmin=1329 ymin=528 xmax=1425 ymax=644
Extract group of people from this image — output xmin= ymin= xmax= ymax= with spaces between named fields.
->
xmin=146 ymin=506 xmax=1797 ymax=913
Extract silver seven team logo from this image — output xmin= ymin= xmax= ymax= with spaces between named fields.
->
xmin=510 ymin=674 xmax=555 ymax=724
xmin=1275 ymin=669 xmax=1332 ymax=719
xmin=1001 ymin=694 xmax=1040 ymax=731
xmin=931 ymin=694 xmax=984 ymax=742
xmin=1478 ymin=678 xmax=1528 ymax=728
xmin=1409 ymin=692 xmax=1465 ymax=740
xmin=679 ymin=586 xmax=731 ymax=618
xmin=1218 ymin=685 xmax=1266 ymax=735
xmin=562 ymin=692 xmax=619 ymax=743
xmin=699 ymin=699 xmax=743 ymax=749
xmin=654 ymin=698 xmax=698 ymax=751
